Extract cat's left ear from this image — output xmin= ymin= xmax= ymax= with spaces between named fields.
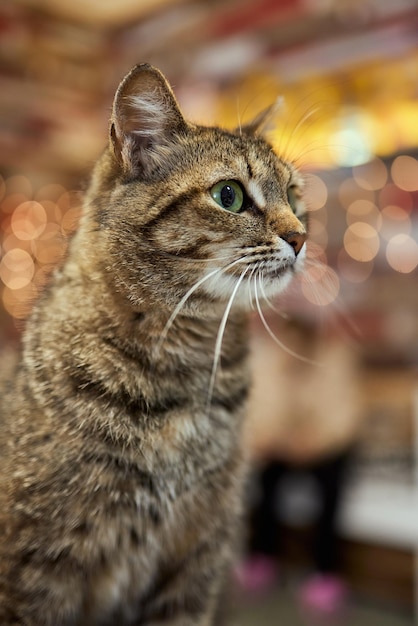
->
xmin=239 ymin=97 xmax=283 ymax=136
xmin=110 ymin=64 xmax=189 ymax=176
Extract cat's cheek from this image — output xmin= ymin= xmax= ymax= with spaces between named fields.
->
xmin=258 ymin=271 xmax=294 ymax=301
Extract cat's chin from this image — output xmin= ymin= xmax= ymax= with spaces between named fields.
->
xmin=200 ymin=264 xmax=296 ymax=311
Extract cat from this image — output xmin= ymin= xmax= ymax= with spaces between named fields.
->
xmin=0 ymin=63 xmax=307 ymax=625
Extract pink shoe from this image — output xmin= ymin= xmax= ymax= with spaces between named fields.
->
xmin=299 ymin=574 xmax=348 ymax=615
xmin=234 ymin=554 xmax=279 ymax=594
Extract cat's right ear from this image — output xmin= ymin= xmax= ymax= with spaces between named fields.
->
xmin=239 ymin=97 xmax=284 ymax=136
xmin=110 ymin=64 xmax=189 ymax=177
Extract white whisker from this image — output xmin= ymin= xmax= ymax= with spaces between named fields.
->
xmin=206 ymin=266 xmax=250 ymax=411
xmin=255 ymin=271 xmax=321 ymax=366
xmin=247 ymin=261 xmax=261 ymax=310
xmin=156 ymin=255 xmax=249 ymax=355
xmin=236 ymin=95 xmax=242 ymax=136
xmin=258 ymin=272 xmax=290 ymax=319
xmin=280 ymin=107 xmax=322 ymax=162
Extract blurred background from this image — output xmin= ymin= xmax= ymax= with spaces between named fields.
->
xmin=0 ymin=0 xmax=417 ymax=624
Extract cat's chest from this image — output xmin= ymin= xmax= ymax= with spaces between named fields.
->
xmin=82 ymin=470 xmax=230 ymax=624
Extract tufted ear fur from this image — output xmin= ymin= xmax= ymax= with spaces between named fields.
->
xmin=239 ymin=96 xmax=284 ymax=136
xmin=110 ymin=63 xmax=189 ymax=177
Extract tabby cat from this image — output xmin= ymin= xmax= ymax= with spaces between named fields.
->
xmin=0 ymin=64 xmax=307 ymax=625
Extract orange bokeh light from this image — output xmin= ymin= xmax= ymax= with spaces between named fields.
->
xmin=11 ymin=201 xmax=47 ymax=241
xmin=380 ymin=205 xmax=411 ymax=240
xmin=346 ymin=199 xmax=382 ymax=231
xmin=391 ymin=155 xmax=418 ymax=192
xmin=343 ymin=222 xmax=380 ymax=262
xmin=386 ymin=234 xmax=418 ymax=273
xmin=352 ymin=157 xmax=388 ymax=191
xmin=304 ymin=173 xmax=328 ymax=211
xmin=0 ymin=248 xmax=35 ymax=290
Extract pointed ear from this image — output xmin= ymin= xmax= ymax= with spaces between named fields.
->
xmin=239 ymin=96 xmax=284 ymax=136
xmin=110 ymin=64 xmax=189 ymax=177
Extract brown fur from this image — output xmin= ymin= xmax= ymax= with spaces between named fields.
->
xmin=0 ymin=64 xmax=307 ymax=625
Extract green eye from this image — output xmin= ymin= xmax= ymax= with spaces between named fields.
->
xmin=287 ymin=186 xmax=299 ymax=213
xmin=210 ymin=180 xmax=244 ymax=213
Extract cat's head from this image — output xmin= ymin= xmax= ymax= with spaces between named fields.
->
xmin=86 ymin=64 xmax=307 ymax=316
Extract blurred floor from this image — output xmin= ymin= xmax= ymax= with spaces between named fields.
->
xmin=228 ymin=581 xmax=414 ymax=626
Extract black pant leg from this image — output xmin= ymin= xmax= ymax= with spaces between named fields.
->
xmin=251 ymin=460 xmax=288 ymax=557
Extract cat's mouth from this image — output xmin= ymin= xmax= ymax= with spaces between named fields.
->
xmin=260 ymin=261 xmax=294 ymax=280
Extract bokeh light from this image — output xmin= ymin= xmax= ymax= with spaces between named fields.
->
xmin=301 ymin=263 xmax=340 ymax=306
xmin=33 ymin=234 xmax=66 ymax=266
xmin=338 ymin=177 xmax=374 ymax=209
xmin=391 ymin=155 xmax=418 ymax=192
xmin=0 ymin=175 xmax=82 ymax=321
xmin=0 ymin=248 xmax=34 ymax=290
xmin=2 ymin=284 xmax=38 ymax=320
xmin=2 ymin=193 xmax=28 ymax=214
xmin=343 ymin=222 xmax=380 ymax=262
xmin=352 ymin=157 xmax=388 ymax=191
xmin=378 ymin=183 xmax=413 ymax=213
xmin=386 ymin=234 xmax=418 ymax=273
xmin=346 ymin=199 xmax=382 ymax=231
xmin=304 ymin=173 xmax=328 ymax=211
xmin=11 ymin=201 xmax=47 ymax=241
xmin=307 ymin=217 xmax=328 ymax=248
xmin=330 ymin=109 xmax=375 ymax=167
xmin=380 ymin=205 xmax=411 ymax=241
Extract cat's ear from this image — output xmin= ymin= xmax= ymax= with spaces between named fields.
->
xmin=239 ymin=97 xmax=284 ymax=136
xmin=110 ymin=64 xmax=188 ymax=176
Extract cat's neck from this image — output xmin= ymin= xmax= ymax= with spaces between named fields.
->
xmin=34 ymin=254 xmax=248 ymax=375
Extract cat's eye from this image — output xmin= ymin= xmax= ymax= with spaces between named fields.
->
xmin=210 ymin=180 xmax=244 ymax=213
xmin=287 ymin=185 xmax=298 ymax=213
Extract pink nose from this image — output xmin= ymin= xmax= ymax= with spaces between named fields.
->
xmin=282 ymin=231 xmax=306 ymax=256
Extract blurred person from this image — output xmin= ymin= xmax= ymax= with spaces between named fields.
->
xmin=236 ymin=316 xmax=361 ymax=615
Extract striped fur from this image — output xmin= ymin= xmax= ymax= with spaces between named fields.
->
xmin=0 ymin=64 xmax=307 ymax=625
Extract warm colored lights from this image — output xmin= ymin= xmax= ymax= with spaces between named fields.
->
xmin=307 ymin=217 xmax=328 ymax=248
xmin=391 ymin=155 xmax=418 ymax=192
xmin=298 ymin=242 xmax=339 ymax=307
xmin=386 ymin=234 xmax=418 ymax=274
xmin=301 ymin=262 xmax=340 ymax=307
xmin=0 ymin=248 xmax=34 ymax=290
xmin=379 ymin=183 xmax=413 ymax=213
xmin=1 ymin=151 xmax=417 ymax=321
xmin=346 ymin=199 xmax=382 ymax=231
xmin=2 ymin=284 xmax=36 ymax=320
xmin=339 ymin=153 xmax=418 ymax=281
xmin=343 ymin=222 xmax=380 ymax=263
xmin=61 ymin=206 xmax=82 ymax=235
xmin=338 ymin=177 xmax=374 ymax=209
xmin=0 ymin=175 xmax=81 ymax=321
xmin=352 ymin=157 xmax=388 ymax=191
xmin=11 ymin=201 xmax=47 ymax=241
xmin=304 ymin=173 xmax=328 ymax=211
xmin=2 ymin=193 xmax=28 ymax=214
xmin=330 ymin=109 xmax=375 ymax=167
xmin=380 ymin=205 xmax=411 ymax=240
